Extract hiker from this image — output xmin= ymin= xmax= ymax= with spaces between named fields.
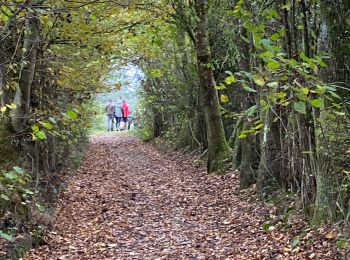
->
xmin=105 ymin=100 xmax=115 ymax=131
xmin=114 ymin=99 xmax=123 ymax=130
xmin=121 ymin=101 xmax=130 ymax=130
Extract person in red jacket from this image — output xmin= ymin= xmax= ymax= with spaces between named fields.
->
xmin=122 ymin=101 xmax=130 ymax=130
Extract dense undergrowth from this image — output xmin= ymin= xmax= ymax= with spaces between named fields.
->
xmin=0 ymin=111 xmax=90 ymax=258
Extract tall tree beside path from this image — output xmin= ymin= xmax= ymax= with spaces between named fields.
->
xmin=194 ymin=0 xmax=230 ymax=172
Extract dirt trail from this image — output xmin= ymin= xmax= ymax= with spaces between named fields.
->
xmin=25 ymin=134 xmax=341 ymax=259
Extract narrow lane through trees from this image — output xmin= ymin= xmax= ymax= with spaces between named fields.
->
xmin=25 ymin=134 xmax=341 ymax=259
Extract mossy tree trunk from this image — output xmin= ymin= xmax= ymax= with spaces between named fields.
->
xmin=194 ymin=0 xmax=230 ymax=173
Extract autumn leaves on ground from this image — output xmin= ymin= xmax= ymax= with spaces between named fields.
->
xmin=25 ymin=134 xmax=342 ymax=259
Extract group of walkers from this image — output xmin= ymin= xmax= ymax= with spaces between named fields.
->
xmin=105 ymin=99 xmax=131 ymax=131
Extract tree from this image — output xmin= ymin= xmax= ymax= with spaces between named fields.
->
xmin=193 ymin=0 xmax=230 ymax=172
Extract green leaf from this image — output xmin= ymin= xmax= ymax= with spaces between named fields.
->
xmin=243 ymin=83 xmax=257 ymax=92
xmin=261 ymin=38 xmax=272 ymax=50
xmin=42 ymin=121 xmax=53 ymax=130
xmin=215 ymin=84 xmax=227 ymax=90
xmin=245 ymin=105 xmax=257 ymax=116
xmin=315 ymin=85 xmax=326 ymax=94
xmin=310 ymin=98 xmax=324 ymax=109
xmin=67 ymin=110 xmax=78 ymax=119
xmin=334 ymin=111 xmax=345 ymax=116
xmin=266 ymin=82 xmax=278 ymax=88
xmin=37 ymin=131 xmax=47 ymax=140
xmin=49 ymin=117 xmax=57 ymax=124
xmin=297 ymin=93 xmax=309 ymax=101
xmin=239 ymin=133 xmax=247 ymax=139
xmin=0 ymin=231 xmax=12 ymax=241
xmin=240 ymin=35 xmax=250 ymax=43
xmin=267 ymin=60 xmax=280 ymax=70
xmin=259 ymin=51 xmax=275 ymax=59
xmin=294 ymin=101 xmax=306 ymax=114
xmin=224 ymin=75 xmax=237 ymax=85
xmin=273 ymin=92 xmax=287 ymax=99
xmin=318 ymin=60 xmax=328 ymax=68
xmin=31 ymin=125 xmax=39 ymax=132
xmin=260 ymin=100 xmax=268 ymax=110
xmin=220 ymin=94 xmax=229 ymax=103
xmin=0 ymin=194 xmax=10 ymax=201
xmin=254 ymin=123 xmax=264 ymax=130
xmin=13 ymin=166 xmax=24 ymax=174
xmin=4 ymin=171 xmax=17 ymax=180
xmin=278 ymin=28 xmax=286 ymax=36
xmin=295 ymin=87 xmax=309 ymax=95
xmin=330 ymin=91 xmax=341 ymax=100
xmin=270 ymin=33 xmax=280 ymax=41
xmin=268 ymin=9 xmax=280 ymax=19
xmin=300 ymin=52 xmax=310 ymax=62
xmin=289 ymin=59 xmax=299 ymax=66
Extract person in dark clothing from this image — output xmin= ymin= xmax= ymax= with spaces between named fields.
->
xmin=114 ymin=100 xmax=123 ymax=130
xmin=105 ymin=100 xmax=115 ymax=131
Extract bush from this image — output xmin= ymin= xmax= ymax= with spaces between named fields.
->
xmin=0 ymin=167 xmax=33 ymax=240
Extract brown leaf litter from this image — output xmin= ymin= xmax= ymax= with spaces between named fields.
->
xmin=23 ymin=134 xmax=347 ymax=259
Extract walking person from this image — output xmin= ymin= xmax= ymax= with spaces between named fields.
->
xmin=105 ymin=100 xmax=115 ymax=131
xmin=121 ymin=101 xmax=130 ymax=130
xmin=114 ymin=99 xmax=123 ymax=130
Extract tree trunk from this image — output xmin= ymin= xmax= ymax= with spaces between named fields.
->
xmin=257 ymin=107 xmax=281 ymax=196
xmin=239 ymin=119 xmax=258 ymax=189
xmin=194 ymin=0 xmax=230 ymax=173
xmin=311 ymin=0 xmax=350 ymax=225
xmin=11 ymin=9 xmax=40 ymax=132
xmin=230 ymin=116 xmax=243 ymax=170
xmin=0 ymin=66 xmax=7 ymax=108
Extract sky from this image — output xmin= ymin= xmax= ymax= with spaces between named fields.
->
xmin=97 ymin=64 xmax=144 ymax=114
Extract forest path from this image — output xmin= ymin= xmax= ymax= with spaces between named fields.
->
xmin=25 ymin=134 xmax=335 ymax=259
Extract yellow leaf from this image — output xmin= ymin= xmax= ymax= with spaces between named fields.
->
xmin=0 ymin=106 xmax=7 ymax=112
xmin=224 ymin=75 xmax=236 ymax=85
xmin=325 ymin=231 xmax=337 ymax=240
xmin=253 ymin=75 xmax=266 ymax=86
xmin=220 ymin=94 xmax=229 ymax=103
xmin=6 ymin=103 xmax=17 ymax=109
xmin=283 ymin=246 xmax=292 ymax=252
